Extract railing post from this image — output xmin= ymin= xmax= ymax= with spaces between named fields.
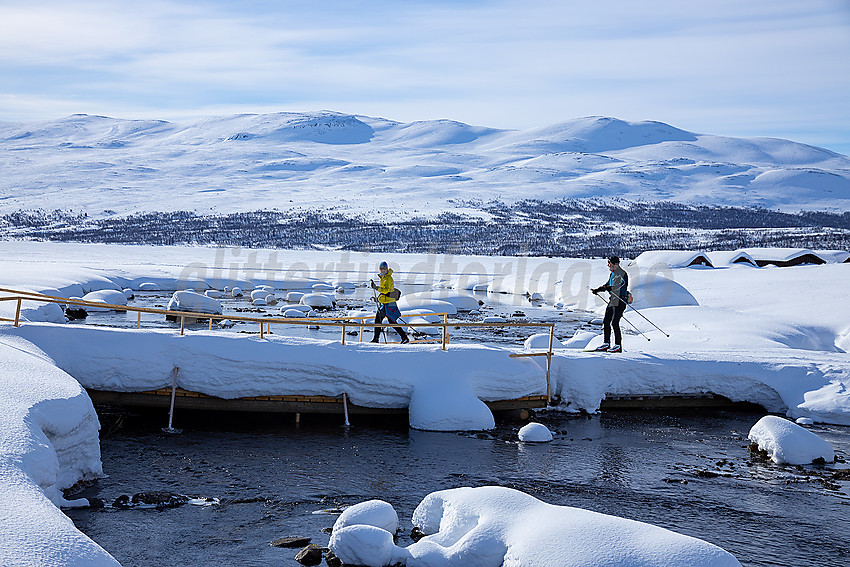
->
xmin=180 ymin=315 xmax=185 ymax=336
xmin=14 ymin=298 xmax=21 ymax=327
xmin=267 ymin=321 xmax=272 ymax=335
xmin=341 ymin=323 xmax=346 ymax=345
xmin=441 ymin=314 xmax=448 ymax=351
xmin=137 ymin=311 xmax=141 ymax=329
xmin=260 ymin=321 xmax=264 ymax=339
xmin=209 ymin=317 xmax=213 ymax=331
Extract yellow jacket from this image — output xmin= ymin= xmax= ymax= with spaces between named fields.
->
xmin=376 ymin=269 xmax=396 ymax=304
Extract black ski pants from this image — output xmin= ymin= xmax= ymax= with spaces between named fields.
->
xmin=372 ymin=305 xmax=408 ymax=342
xmin=603 ymin=302 xmax=627 ymax=346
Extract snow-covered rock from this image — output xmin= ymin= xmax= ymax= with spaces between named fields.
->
xmin=81 ymin=289 xmax=128 ymax=311
xmin=396 ymin=296 xmax=457 ymax=315
xmin=312 ymin=283 xmax=335 ymax=291
xmin=122 ymin=288 xmax=135 ymax=300
xmin=333 ymin=500 xmax=399 ymax=534
xmin=399 ymin=292 xmax=479 ymax=313
xmin=518 ymin=422 xmax=553 ymax=442
xmin=748 ymin=415 xmax=834 ymax=464
xmin=282 ymin=309 xmax=308 ymax=318
xmin=484 ymin=316 xmax=507 ymax=323
xmin=523 ymin=333 xmax=563 ymax=350
xmin=407 ymin=486 xmax=741 ymax=567
xmin=250 ymin=289 xmax=269 ymax=301
xmin=286 ymin=291 xmax=305 ymax=302
xmin=138 ymin=282 xmax=160 ymax=291
xmin=252 ymin=298 xmax=267 ymax=306
xmin=230 ymin=286 xmax=243 ymax=297
xmin=204 ymin=289 xmax=221 ymax=299
xmin=167 ymin=290 xmax=223 ymax=315
xmin=330 ymin=525 xmax=408 ymax=567
xmin=300 ymin=293 xmax=335 ymax=309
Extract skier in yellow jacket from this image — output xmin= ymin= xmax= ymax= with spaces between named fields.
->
xmin=370 ymin=261 xmax=409 ymax=344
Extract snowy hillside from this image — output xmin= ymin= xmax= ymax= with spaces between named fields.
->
xmin=1 ymin=111 xmax=849 ymax=221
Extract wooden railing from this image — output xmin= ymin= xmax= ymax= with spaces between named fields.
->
xmin=0 ymin=287 xmax=555 ymax=402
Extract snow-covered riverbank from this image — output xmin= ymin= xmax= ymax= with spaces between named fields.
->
xmin=1 ymin=240 xmax=849 ymax=565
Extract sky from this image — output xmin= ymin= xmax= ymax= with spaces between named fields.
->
xmin=1 ymin=0 xmax=849 ymax=154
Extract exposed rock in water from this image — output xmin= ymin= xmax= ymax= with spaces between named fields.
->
xmin=294 ymin=544 xmax=324 ymax=566
xmin=271 ymin=536 xmax=312 ymax=548
xmin=113 ymin=492 xmax=190 ymax=509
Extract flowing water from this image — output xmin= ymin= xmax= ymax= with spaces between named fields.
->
xmin=67 ymin=409 xmax=850 ymax=567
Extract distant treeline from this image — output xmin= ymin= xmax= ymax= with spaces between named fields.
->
xmin=2 ymin=200 xmax=849 ymax=257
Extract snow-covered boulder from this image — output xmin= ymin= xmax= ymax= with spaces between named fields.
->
xmin=254 ymin=285 xmax=275 ymax=294
xmin=252 ymin=298 xmax=267 ymax=306
xmin=282 ymin=309 xmax=308 ymax=318
xmin=312 ymin=283 xmax=335 ymax=291
xmin=748 ymin=415 xmax=834 ymax=464
xmin=562 ymin=330 xmax=597 ymax=349
xmin=286 ymin=291 xmax=305 ymax=302
xmin=518 ymin=422 xmax=553 ymax=442
xmin=333 ymin=281 xmax=358 ymax=292
xmin=399 ymin=291 xmax=479 ymax=313
xmin=300 ymin=293 xmax=335 ymax=309
xmin=122 ymin=288 xmax=135 ymax=300
xmin=408 ymin=486 xmax=742 ymax=567
xmin=167 ymin=291 xmax=223 ymax=315
xmin=250 ymin=289 xmax=269 ymax=301
xmin=333 ymin=500 xmax=399 ymax=534
xmin=523 ymin=333 xmax=564 ymax=350
xmin=204 ymin=290 xmax=221 ymax=299
xmin=81 ymin=289 xmax=128 ymax=311
xmin=138 ymin=282 xmax=160 ymax=291
xmin=484 ymin=316 xmax=507 ymax=323
xmin=396 ymin=295 xmax=458 ymax=315
xmin=230 ymin=287 xmax=243 ymax=298
xmin=330 ymin=525 xmax=408 ymax=567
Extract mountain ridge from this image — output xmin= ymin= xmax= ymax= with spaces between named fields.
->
xmin=1 ymin=111 xmax=848 ymax=219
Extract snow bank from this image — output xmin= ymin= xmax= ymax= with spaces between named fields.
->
xmin=0 ymin=335 xmax=118 ymax=566
xmin=748 ymin=415 xmax=834 ymax=464
xmin=334 ymin=486 xmax=741 ymax=567
xmin=3 ymin=323 xmax=545 ymax=424
xmin=409 ymin=371 xmax=496 ymax=431
xmin=166 ymin=290 xmax=223 ymax=315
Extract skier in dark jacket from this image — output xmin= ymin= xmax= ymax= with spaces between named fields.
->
xmin=591 ymin=256 xmax=629 ymax=352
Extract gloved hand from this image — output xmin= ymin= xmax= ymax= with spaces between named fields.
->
xmin=370 ymin=279 xmax=377 ymax=289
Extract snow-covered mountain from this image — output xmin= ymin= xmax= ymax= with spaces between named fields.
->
xmin=1 ymin=111 xmax=848 ymax=219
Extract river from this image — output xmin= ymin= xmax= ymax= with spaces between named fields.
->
xmin=67 ymin=409 xmax=849 ymax=567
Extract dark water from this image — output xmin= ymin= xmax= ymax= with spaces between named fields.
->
xmin=67 ymin=410 xmax=850 ymax=567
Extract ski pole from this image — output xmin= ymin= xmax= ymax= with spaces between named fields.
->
xmin=619 ymin=294 xmax=670 ymax=337
xmin=371 ymin=280 xmax=386 ymax=343
xmin=589 ymin=288 xmax=651 ymax=342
